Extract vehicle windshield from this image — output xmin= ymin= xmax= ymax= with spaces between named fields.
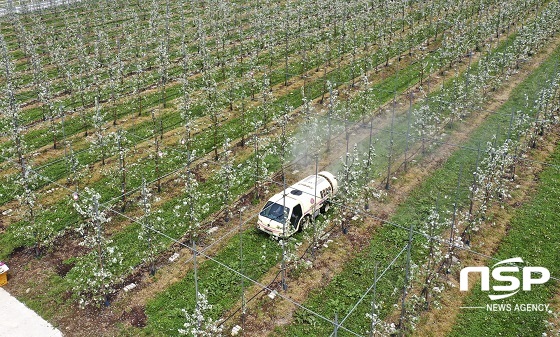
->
xmin=259 ymin=201 xmax=289 ymax=223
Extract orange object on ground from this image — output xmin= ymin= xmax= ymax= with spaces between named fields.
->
xmin=0 ymin=261 xmax=9 ymax=286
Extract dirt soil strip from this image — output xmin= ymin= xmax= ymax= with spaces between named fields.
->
xmin=222 ymin=33 xmax=560 ymax=337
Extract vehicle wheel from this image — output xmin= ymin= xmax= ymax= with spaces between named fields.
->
xmin=320 ymin=201 xmax=330 ymax=214
xmin=299 ymin=215 xmax=311 ymax=232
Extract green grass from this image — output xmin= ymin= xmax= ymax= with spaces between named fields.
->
xmin=141 ymin=228 xmax=285 ymax=336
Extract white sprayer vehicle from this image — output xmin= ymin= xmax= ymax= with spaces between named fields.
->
xmin=257 ymin=171 xmax=338 ymax=237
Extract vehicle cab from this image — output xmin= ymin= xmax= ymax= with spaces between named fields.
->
xmin=257 ymin=172 xmax=337 ymax=237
